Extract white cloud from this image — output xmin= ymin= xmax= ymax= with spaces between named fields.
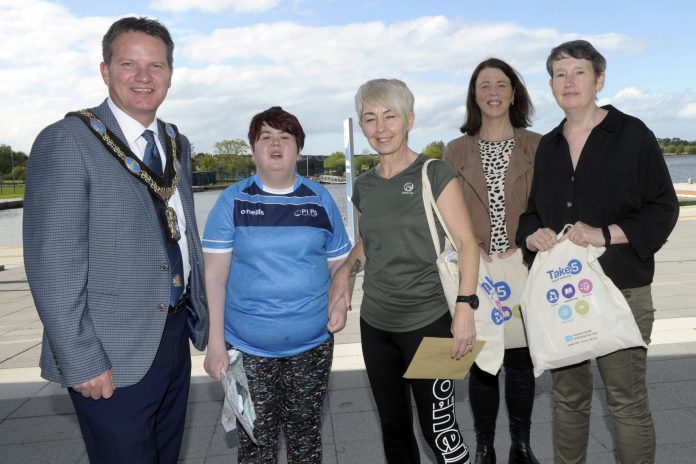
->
xmin=1 ymin=2 xmax=693 ymax=158
xmin=150 ymin=0 xmax=280 ymax=13
xmin=678 ymin=103 xmax=696 ymax=118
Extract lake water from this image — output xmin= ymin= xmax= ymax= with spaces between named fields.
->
xmin=0 ymin=183 xmax=349 ymax=248
xmin=2 ymin=156 xmax=695 ymax=248
xmin=663 ymin=155 xmax=696 ymax=182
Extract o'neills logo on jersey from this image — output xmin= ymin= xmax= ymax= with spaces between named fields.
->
xmin=402 ymin=182 xmax=415 ymax=195
xmin=241 ymin=208 xmax=264 ymax=215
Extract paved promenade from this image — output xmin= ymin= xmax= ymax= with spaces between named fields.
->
xmin=1 ymin=207 xmax=695 ymax=463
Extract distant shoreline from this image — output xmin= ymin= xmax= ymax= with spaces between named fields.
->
xmin=2 ymin=181 xmax=696 ymax=211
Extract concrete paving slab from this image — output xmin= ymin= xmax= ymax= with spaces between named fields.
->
xmin=656 ymin=442 xmax=696 ymax=464
xmin=0 ymin=439 xmax=86 ymax=464
xmin=179 ymin=424 xmax=217 ymax=460
xmin=205 ymin=423 xmax=238 ymax=456
xmin=9 ymin=393 xmax=74 ymax=418
xmin=652 ymin=379 xmax=696 ymax=407
xmin=183 ymin=400 xmax=221 ymax=428
xmin=335 ymin=439 xmax=387 ymax=464
xmin=0 ymin=397 xmax=25 ymax=421
xmin=653 ymin=408 xmax=696 ymax=445
xmin=0 ymin=413 xmax=82 ymax=445
xmin=0 ymin=341 xmax=41 ymax=364
xmin=328 ymin=385 xmax=375 ymax=414
xmin=647 ymin=356 xmax=696 ymax=384
xmin=331 ymin=410 xmax=383 ymax=444
xmin=327 ymin=369 xmax=370 ymax=391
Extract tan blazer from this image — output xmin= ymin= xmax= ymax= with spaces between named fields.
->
xmin=443 ymin=128 xmax=541 ymax=253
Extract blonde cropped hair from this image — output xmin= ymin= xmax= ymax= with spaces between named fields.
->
xmin=354 ymin=78 xmax=415 ymax=124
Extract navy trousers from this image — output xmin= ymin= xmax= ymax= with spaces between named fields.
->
xmin=69 ymin=308 xmax=191 ymax=464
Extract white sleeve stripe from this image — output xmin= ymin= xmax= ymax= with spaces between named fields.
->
xmin=327 ymin=250 xmax=351 ymax=261
xmin=327 ymin=242 xmax=352 ymax=254
xmin=202 ymin=239 xmax=233 ymax=244
xmin=203 ymin=247 xmax=233 ymax=254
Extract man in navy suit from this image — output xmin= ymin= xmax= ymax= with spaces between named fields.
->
xmin=23 ymin=17 xmax=208 ymax=463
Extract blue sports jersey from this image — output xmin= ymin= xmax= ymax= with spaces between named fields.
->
xmin=203 ymin=175 xmax=352 ymax=357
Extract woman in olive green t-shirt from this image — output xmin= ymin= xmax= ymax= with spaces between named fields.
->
xmin=329 ymin=78 xmax=480 ymax=464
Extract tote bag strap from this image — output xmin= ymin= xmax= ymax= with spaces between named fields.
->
xmin=422 ymin=159 xmax=458 ymax=256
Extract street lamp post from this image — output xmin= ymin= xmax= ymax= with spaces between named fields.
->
xmin=10 ymin=152 xmax=15 ymax=192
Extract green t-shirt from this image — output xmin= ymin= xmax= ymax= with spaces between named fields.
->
xmin=353 ymin=154 xmax=457 ymax=332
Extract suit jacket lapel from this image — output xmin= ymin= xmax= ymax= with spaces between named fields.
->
xmin=92 ymin=100 xmax=162 ymax=233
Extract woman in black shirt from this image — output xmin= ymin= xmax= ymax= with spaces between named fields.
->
xmin=517 ymin=40 xmax=678 ymax=464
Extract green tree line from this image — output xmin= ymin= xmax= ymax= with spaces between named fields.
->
xmin=657 ymin=138 xmax=696 ymax=155
xmin=188 ymin=138 xmax=449 ymax=180
xmin=0 ymin=145 xmax=28 ymax=182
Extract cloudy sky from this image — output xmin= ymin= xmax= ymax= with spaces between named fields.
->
xmin=1 ymin=0 xmax=695 ymax=156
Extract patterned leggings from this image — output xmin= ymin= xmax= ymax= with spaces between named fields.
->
xmin=237 ymin=338 xmax=333 ymax=464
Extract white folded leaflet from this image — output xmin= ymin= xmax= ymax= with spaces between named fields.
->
xmin=221 ymin=349 xmax=257 ymax=443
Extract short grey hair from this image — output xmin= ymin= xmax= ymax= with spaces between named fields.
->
xmin=546 ymin=40 xmax=606 ymax=78
xmin=354 ymin=78 xmax=415 ymax=123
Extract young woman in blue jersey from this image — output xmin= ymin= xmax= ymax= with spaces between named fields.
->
xmin=202 ymin=106 xmax=352 ymax=463
xmin=329 ymin=78 xmax=480 ymax=464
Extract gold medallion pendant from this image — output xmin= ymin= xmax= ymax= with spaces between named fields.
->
xmin=164 ymin=206 xmax=182 ymax=241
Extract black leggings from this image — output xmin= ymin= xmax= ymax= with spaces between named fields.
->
xmin=468 ymin=347 xmax=535 ymax=442
xmin=361 ymin=312 xmax=471 ymax=464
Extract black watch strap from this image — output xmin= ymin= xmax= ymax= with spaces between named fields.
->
xmin=456 ymin=294 xmax=479 ymax=309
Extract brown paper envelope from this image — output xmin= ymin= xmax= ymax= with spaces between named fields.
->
xmin=403 ymin=337 xmax=485 ymax=379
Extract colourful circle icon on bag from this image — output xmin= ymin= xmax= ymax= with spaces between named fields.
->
xmin=558 ymin=305 xmax=572 ymax=320
xmin=494 ymin=281 xmax=511 ymax=301
xmin=562 ymin=283 xmax=575 ymax=299
xmin=575 ymin=300 xmax=590 ymax=315
xmin=501 ymin=306 xmax=513 ymax=321
xmin=546 ymin=288 xmax=560 ymax=304
xmin=578 ymin=279 xmax=593 ymax=294
xmin=491 ymin=308 xmax=505 ymax=325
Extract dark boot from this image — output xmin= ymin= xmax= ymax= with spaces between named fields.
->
xmin=504 ymin=349 xmax=538 ymax=464
xmin=507 ymin=439 xmax=539 ymax=464
xmin=474 ymin=435 xmax=496 ymax=464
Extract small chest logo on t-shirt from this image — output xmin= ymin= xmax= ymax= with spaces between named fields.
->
xmin=294 ymin=208 xmax=319 ymax=217
xmin=402 ymin=182 xmax=414 ymax=195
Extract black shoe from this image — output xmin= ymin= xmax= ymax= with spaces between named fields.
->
xmin=507 ymin=441 xmax=539 ymax=464
xmin=475 ymin=443 xmax=496 ymax=464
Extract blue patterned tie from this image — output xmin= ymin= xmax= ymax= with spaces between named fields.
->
xmin=142 ymin=130 xmax=163 ymax=176
xmin=142 ymin=130 xmax=184 ymax=307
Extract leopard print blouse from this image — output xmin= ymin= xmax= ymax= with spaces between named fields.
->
xmin=479 ymin=138 xmax=515 ymax=255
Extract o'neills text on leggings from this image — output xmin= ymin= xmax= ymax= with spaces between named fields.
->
xmin=432 ymin=379 xmax=469 ymax=463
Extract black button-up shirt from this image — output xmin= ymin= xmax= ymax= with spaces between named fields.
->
xmin=517 ymin=105 xmax=679 ymax=289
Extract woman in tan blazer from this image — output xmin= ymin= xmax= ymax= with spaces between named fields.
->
xmin=443 ymin=58 xmax=541 ymax=464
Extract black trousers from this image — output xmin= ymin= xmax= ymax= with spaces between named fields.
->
xmin=361 ymin=312 xmax=470 ymax=464
xmin=468 ymin=347 xmax=535 ymax=442
xmin=70 ymin=309 xmax=191 ymax=464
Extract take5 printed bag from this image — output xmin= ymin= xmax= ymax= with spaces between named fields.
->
xmin=473 ymin=262 xmax=506 ymax=375
xmin=520 ymin=228 xmax=646 ymax=377
xmin=486 ymin=249 xmax=529 ymax=349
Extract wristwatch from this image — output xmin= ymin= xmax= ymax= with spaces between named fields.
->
xmin=456 ymin=294 xmax=479 ymax=310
